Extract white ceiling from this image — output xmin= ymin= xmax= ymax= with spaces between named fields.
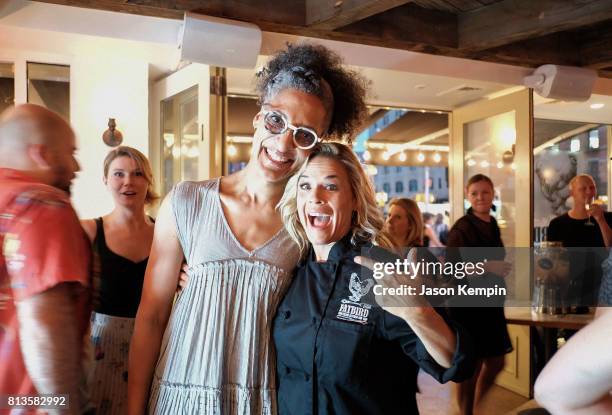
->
xmin=1 ymin=0 xmax=611 ymax=123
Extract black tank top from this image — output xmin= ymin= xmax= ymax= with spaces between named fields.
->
xmin=92 ymin=217 xmax=148 ymax=318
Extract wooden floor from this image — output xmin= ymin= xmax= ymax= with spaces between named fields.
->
xmin=416 ymin=371 xmax=529 ymax=415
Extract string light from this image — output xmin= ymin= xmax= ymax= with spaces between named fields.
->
xmin=227 ymin=144 xmax=237 ymax=157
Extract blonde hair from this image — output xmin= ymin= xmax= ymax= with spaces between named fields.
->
xmin=388 ymin=198 xmax=423 ymax=247
xmin=569 ymin=174 xmax=596 ymax=192
xmin=279 ymin=142 xmax=393 ymax=258
xmin=103 ymin=146 xmax=159 ymax=205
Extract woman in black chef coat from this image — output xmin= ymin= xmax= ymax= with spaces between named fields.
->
xmin=274 ymin=143 xmax=474 ymax=415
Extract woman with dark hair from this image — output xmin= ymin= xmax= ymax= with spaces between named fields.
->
xmin=274 ymin=143 xmax=473 ymax=414
xmin=81 ymin=146 xmax=158 ymax=415
xmin=128 ymin=43 xmax=369 ymax=414
xmin=446 ymin=174 xmax=512 ymax=415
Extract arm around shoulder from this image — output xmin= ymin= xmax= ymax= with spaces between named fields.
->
xmin=128 ymin=193 xmax=184 ymax=415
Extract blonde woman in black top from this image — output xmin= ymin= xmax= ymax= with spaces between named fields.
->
xmin=81 ymin=146 xmax=157 ymax=415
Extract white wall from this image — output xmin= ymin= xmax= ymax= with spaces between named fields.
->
xmin=71 ymin=56 xmax=149 ymax=218
xmin=0 ymin=41 xmax=150 ymax=219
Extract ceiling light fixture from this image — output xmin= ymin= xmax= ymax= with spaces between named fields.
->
xmin=417 ymin=153 xmax=425 ymax=162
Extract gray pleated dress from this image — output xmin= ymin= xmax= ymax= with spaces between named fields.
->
xmin=148 ymin=179 xmax=300 ymax=415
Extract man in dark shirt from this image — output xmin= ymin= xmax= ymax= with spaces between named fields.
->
xmin=547 ymin=174 xmax=612 ymax=308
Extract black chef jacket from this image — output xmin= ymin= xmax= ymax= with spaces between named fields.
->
xmin=272 ymin=235 xmax=474 ymax=415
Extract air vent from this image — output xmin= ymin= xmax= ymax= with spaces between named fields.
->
xmin=436 ymin=84 xmax=484 ymax=97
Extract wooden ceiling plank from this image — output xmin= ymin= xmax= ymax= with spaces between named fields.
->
xmin=468 ymin=31 xmax=581 ymax=68
xmin=337 ymin=3 xmax=458 ymax=48
xmin=43 ymin=0 xmax=307 ymax=25
xmin=411 ymin=0 xmax=460 ymax=13
xmin=580 ymin=22 xmax=612 ymax=70
xmin=33 ymin=0 xmax=184 ymax=19
xmin=306 ymin=0 xmax=411 ymax=30
xmin=458 ymin=0 xmax=612 ymax=51
xmin=443 ymin=0 xmax=486 ymax=12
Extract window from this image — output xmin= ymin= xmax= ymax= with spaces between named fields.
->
xmin=383 ymin=166 xmax=389 ymax=174
xmin=589 ymin=130 xmax=600 ymax=149
xmin=409 ymin=179 xmax=418 ymax=192
xmin=160 ymin=86 xmax=199 ymax=196
xmin=0 ymin=63 xmax=14 ymax=113
xmin=383 ymin=183 xmax=391 ymax=193
xmin=395 ymin=181 xmax=403 ymax=193
xmin=533 ymin=120 xmax=610 ymax=243
xmin=27 ymin=63 xmax=70 ymax=120
xmin=396 ymin=166 xmax=402 ymax=173
xmin=438 ymin=178 xmax=443 ymax=188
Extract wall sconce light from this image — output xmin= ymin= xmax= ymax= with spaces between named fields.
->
xmin=502 ymin=144 xmax=515 ymax=164
xmin=102 ymin=118 xmax=123 ymax=147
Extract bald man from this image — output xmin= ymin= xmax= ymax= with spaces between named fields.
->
xmin=547 ymin=174 xmax=612 ymax=310
xmin=0 ymin=104 xmax=91 ymax=414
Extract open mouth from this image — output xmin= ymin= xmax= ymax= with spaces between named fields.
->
xmin=307 ymin=212 xmax=332 ymax=228
xmin=122 ymin=191 xmax=137 ymax=196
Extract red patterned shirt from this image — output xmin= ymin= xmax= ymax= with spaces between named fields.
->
xmin=0 ymin=168 xmax=91 ymax=401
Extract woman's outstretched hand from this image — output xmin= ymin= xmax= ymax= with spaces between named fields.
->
xmin=354 ymin=249 xmax=428 ymax=311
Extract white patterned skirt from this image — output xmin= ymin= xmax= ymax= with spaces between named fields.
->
xmin=89 ymin=312 xmax=135 ymax=415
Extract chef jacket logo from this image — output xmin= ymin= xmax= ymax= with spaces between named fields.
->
xmin=336 ymin=273 xmax=375 ymax=325
xmin=349 ymin=273 xmax=375 ymax=302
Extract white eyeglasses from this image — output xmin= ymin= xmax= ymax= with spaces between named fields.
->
xmin=261 ymin=110 xmax=322 ymax=150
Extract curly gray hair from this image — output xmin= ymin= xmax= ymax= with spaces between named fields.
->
xmin=255 ymin=43 xmax=368 ymax=142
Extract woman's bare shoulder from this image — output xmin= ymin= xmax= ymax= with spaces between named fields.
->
xmin=80 ymin=218 xmax=97 ymax=243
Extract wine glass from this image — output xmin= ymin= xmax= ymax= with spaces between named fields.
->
xmin=585 ymin=198 xmax=595 ymax=226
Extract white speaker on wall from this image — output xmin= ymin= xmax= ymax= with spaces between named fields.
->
xmin=523 ymin=64 xmax=597 ymax=102
xmin=179 ymin=12 xmax=262 ymax=69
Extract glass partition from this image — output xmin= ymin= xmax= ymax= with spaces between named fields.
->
xmin=533 ymin=120 xmax=610 ymax=243
xmin=27 ymin=62 xmax=70 ymax=120
xmin=160 ymin=86 xmax=198 ymax=196
xmin=463 ymin=111 xmax=517 ymax=246
xmin=0 ymin=63 xmax=14 ymax=113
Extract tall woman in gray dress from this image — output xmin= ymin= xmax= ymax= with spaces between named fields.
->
xmin=128 ymin=43 xmax=369 ymax=415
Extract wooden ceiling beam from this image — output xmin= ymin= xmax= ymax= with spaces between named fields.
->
xmin=336 ymin=3 xmax=457 ymax=48
xmin=580 ymin=22 xmax=612 ymax=71
xmin=458 ymin=0 xmax=612 ymax=51
xmin=305 ymin=0 xmax=411 ymax=30
xmin=37 ymin=0 xmax=307 ymax=25
xmin=467 ymin=31 xmax=581 ymax=68
xmin=33 ymin=0 xmax=183 ymax=19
